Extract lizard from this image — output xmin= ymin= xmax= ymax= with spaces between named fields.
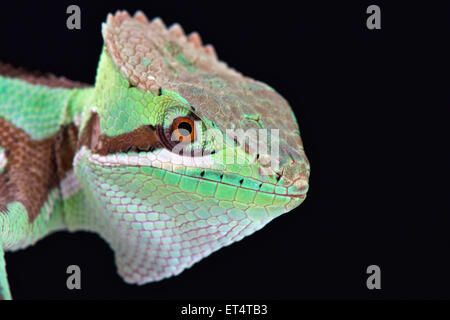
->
xmin=0 ymin=10 xmax=310 ymax=300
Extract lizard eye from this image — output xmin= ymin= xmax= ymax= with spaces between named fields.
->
xmin=171 ymin=117 xmax=195 ymax=143
xmin=158 ymin=106 xmax=209 ymax=155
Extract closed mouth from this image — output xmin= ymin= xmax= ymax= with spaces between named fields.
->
xmin=82 ymin=147 xmax=308 ymax=199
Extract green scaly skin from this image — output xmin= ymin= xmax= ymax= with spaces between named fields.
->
xmin=0 ymin=11 xmax=310 ymax=299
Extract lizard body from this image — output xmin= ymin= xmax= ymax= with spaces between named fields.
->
xmin=0 ymin=11 xmax=309 ymax=299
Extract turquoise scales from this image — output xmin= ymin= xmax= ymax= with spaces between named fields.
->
xmin=0 ymin=10 xmax=310 ymax=299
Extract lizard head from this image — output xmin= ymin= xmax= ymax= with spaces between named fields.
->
xmin=74 ymin=11 xmax=310 ymax=284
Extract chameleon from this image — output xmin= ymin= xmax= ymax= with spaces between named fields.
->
xmin=0 ymin=10 xmax=310 ymax=299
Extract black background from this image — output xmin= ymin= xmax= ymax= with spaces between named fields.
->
xmin=0 ymin=0 xmax=448 ymax=300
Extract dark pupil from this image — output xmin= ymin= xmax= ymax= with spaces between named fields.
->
xmin=178 ymin=121 xmax=192 ymax=136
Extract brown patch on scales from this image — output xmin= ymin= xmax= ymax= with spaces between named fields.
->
xmin=94 ymin=125 xmax=163 ymax=156
xmin=78 ymin=112 xmax=207 ymax=157
xmin=0 ymin=117 xmax=78 ymax=222
xmin=79 ymin=112 xmax=163 ymax=156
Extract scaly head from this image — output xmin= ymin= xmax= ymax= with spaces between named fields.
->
xmin=74 ymin=11 xmax=310 ymax=283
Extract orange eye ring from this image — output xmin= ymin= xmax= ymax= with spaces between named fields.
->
xmin=171 ymin=117 xmax=195 ymax=143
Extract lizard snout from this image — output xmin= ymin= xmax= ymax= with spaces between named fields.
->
xmin=281 ymin=160 xmax=310 ymax=196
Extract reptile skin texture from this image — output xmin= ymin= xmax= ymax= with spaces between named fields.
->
xmin=0 ymin=11 xmax=310 ymax=299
